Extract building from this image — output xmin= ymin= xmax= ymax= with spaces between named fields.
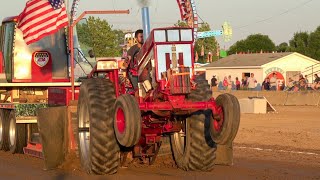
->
xmin=203 ymin=52 xmax=320 ymax=90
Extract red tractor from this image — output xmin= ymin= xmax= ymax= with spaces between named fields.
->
xmin=0 ymin=7 xmax=239 ymax=175
xmin=75 ymin=27 xmax=240 ymax=174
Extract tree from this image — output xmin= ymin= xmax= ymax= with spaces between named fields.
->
xmin=276 ymin=42 xmax=289 ymax=52
xmin=113 ymin=29 xmax=125 ymax=56
xmin=228 ymin=34 xmax=276 ymax=55
xmin=288 ymin=32 xmax=309 ymax=55
xmin=174 ymin=20 xmax=188 ymax=27
xmin=286 ymin=27 xmax=320 ymax=60
xmin=194 ymin=23 xmax=218 ymax=63
xmin=76 ymin=16 xmax=123 ymax=57
xmin=307 ymin=27 xmax=320 ymax=60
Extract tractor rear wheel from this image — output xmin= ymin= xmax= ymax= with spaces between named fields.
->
xmin=188 ymin=75 xmax=212 ymax=102
xmin=114 ymin=94 xmax=141 ymax=147
xmin=0 ymin=109 xmax=9 ymax=151
xmin=210 ymin=93 xmax=240 ymax=145
xmin=8 ymin=111 xmax=27 ymax=153
xmin=170 ymin=112 xmax=216 ymax=171
xmin=77 ymin=79 xmax=120 ymax=175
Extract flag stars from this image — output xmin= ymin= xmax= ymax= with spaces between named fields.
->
xmin=49 ymin=0 xmax=64 ymax=10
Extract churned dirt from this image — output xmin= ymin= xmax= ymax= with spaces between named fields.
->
xmin=235 ymin=106 xmax=320 ymax=151
xmin=0 ymin=106 xmax=319 ymax=180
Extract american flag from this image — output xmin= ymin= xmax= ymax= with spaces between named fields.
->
xmin=18 ymin=0 xmax=68 ymax=45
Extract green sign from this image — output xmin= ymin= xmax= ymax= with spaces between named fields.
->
xmin=220 ymin=50 xmax=227 ymax=58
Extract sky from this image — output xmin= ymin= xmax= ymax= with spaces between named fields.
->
xmin=1 ymin=0 xmax=319 ymax=49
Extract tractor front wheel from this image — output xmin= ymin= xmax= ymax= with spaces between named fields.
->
xmin=114 ymin=94 xmax=141 ymax=147
xmin=170 ymin=112 xmax=216 ymax=171
xmin=210 ymin=93 xmax=240 ymax=145
xmin=77 ymin=79 xmax=120 ymax=175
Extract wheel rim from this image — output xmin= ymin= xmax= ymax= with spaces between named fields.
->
xmin=79 ymin=102 xmax=90 ymax=162
xmin=214 ymin=106 xmax=224 ymax=132
xmin=116 ymin=108 xmax=125 ymax=134
xmin=173 ymin=121 xmax=186 ymax=155
xmin=9 ymin=116 xmax=16 ymax=147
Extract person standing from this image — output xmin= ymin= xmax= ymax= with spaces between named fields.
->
xmin=211 ymin=75 xmax=218 ymax=91
xmin=262 ymin=77 xmax=270 ymax=91
xmin=247 ymin=73 xmax=257 ymax=91
xmin=223 ymin=76 xmax=228 ymax=90
xmin=304 ymin=75 xmax=309 ymax=89
xmin=227 ymin=75 xmax=232 ymax=90
xmin=270 ymin=73 xmax=277 ymax=91
xmin=235 ymin=77 xmax=241 ymax=90
xmin=298 ymin=74 xmax=307 ymax=90
xmin=241 ymin=76 xmax=248 ymax=90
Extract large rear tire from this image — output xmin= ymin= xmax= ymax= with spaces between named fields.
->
xmin=188 ymin=76 xmax=212 ymax=102
xmin=170 ymin=112 xmax=216 ymax=171
xmin=77 ymin=79 xmax=120 ymax=175
xmin=0 ymin=109 xmax=9 ymax=151
xmin=8 ymin=111 xmax=27 ymax=153
xmin=114 ymin=94 xmax=141 ymax=147
xmin=211 ymin=93 xmax=240 ymax=145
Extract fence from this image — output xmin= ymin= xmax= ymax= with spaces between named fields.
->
xmin=213 ymin=90 xmax=320 ymax=106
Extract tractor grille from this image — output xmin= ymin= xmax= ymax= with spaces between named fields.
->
xmin=168 ymin=67 xmax=191 ymax=94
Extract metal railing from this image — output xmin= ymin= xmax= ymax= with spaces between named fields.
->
xmin=292 ymin=62 xmax=320 ymax=82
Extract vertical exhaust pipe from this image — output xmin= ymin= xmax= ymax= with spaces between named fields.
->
xmin=141 ymin=7 xmax=151 ymax=39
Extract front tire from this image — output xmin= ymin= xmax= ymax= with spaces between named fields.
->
xmin=114 ymin=94 xmax=141 ymax=147
xmin=211 ymin=94 xmax=240 ymax=145
xmin=170 ymin=112 xmax=216 ymax=171
xmin=77 ymin=79 xmax=120 ymax=174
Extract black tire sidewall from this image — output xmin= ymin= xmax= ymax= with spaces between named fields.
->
xmin=0 ymin=109 xmax=9 ymax=151
xmin=211 ymin=93 xmax=240 ymax=145
xmin=114 ymin=94 xmax=141 ymax=147
xmin=8 ymin=111 xmax=17 ymax=153
xmin=77 ymin=86 xmax=92 ymax=172
xmin=77 ymin=79 xmax=120 ymax=175
xmin=114 ymin=97 xmax=130 ymax=145
xmin=170 ymin=113 xmax=215 ymax=171
xmin=228 ymin=94 xmax=241 ymax=142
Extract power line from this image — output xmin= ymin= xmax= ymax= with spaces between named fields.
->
xmin=235 ymin=0 xmax=314 ymax=29
xmin=197 ymin=13 xmax=205 ymax=24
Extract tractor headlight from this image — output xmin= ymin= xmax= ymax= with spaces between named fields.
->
xmin=96 ymin=60 xmax=118 ymax=70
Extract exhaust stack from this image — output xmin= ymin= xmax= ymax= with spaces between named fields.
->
xmin=141 ymin=7 xmax=151 ymax=39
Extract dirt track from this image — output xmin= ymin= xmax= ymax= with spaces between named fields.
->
xmin=0 ymin=106 xmax=319 ymax=180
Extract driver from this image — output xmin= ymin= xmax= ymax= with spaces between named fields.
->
xmin=125 ymin=29 xmax=144 ymax=89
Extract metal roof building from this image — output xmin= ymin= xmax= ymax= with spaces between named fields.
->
xmin=203 ymin=52 xmax=320 ymax=90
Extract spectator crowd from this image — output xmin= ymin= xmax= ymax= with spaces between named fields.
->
xmin=210 ymin=73 xmax=320 ymax=91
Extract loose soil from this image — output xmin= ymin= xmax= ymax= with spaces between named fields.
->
xmin=0 ymin=106 xmax=319 ymax=180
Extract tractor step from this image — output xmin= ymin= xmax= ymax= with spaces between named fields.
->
xmin=23 ymin=142 xmax=43 ymax=159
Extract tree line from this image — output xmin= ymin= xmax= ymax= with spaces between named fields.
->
xmin=76 ymin=16 xmax=124 ymax=58
xmin=228 ymin=26 xmax=320 ymax=61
